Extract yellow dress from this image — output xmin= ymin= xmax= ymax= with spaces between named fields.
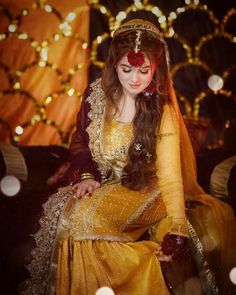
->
xmin=48 ymin=108 xmax=188 ymax=295
xmin=21 ymin=79 xmax=236 ymax=295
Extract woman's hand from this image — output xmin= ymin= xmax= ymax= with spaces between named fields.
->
xmin=70 ymin=179 xmax=101 ymax=199
xmin=157 ymin=250 xmax=173 ymax=262
xmin=156 ymin=244 xmax=172 ymax=262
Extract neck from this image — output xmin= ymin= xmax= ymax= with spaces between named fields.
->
xmin=122 ymin=88 xmax=137 ymax=101
xmin=114 ymin=92 xmax=136 ymax=123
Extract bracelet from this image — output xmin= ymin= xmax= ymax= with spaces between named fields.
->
xmin=80 ymin=172 xmax=95 ymax=181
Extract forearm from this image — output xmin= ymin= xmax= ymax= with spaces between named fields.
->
xmin=156 ymin=104 xmax=189 ymax=238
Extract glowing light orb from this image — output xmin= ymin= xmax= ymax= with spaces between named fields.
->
xmin=229 ymin=267 xmax=236 ymax=285
xmin=96 ymin=286 xmax=115 ymax=295
xmin=208 ymin=75 xmax=224 ymax=91
xmin=0 ymin=175 xmax=21 ymax=197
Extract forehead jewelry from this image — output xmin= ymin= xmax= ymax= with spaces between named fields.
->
xmin=127 ymin=30 xmax=145 ymax=67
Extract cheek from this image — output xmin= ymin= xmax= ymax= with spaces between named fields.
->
xmin=142 ymin=73 xmax=153 ymax=87
xmin=117 ymin=70 xmax=128 ymax=83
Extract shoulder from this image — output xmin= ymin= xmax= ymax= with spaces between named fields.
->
xmin=158 ymin=103 xmax=179 ymax=136
xmin=84 ymin=78 xmax=105 ymax=102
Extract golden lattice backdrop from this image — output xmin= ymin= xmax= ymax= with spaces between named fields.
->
xmin=0 ymin=0 xmax=235 ymax=148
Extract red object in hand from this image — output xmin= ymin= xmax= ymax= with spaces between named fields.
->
xmin=161 ymin=233 xmax=191 ymax=262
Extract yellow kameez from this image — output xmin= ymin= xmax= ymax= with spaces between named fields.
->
xmin=21 ymin=79 xmax=236 ymax=295
xmin=50 ymin=105 xmax=188 ymax=295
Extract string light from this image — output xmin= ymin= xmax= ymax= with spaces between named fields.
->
xmin=66 ymin=12 xmax=76 ymax=22
xmin=116 ymin=11 xmax=126 ymax=21
xmin=8 ymin=24 xmax=17 ymax=32
xmin=15 ymin=126 xmax=24 ymax=135
xmin=0 ymin=1 xmax=235 ymax=149
xmin=67 ymin=88 xmax=75 ymax=96
xmin=44 ymin=4 xmax=52 ymax=13
xmin=100 ymin=6 xmax=107 ymax=14
xmin=96 ymin=35 xmax=102 ymax=43
xmin=0 ymin=34 xmax=6 ymax=40
xmin=151 ymin=7 xmax=162 ymax=17
xmin=13 ymin=82 xmax=21 ymax=90
xmin=18 ymin=33 xmax=28 ymax=40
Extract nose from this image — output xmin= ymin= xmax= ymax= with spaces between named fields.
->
xmin=130 ymin=70 xmax=140 ymax=83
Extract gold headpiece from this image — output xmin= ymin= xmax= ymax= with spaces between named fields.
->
xmin=113 ymin=19 xmax=165 ymax=44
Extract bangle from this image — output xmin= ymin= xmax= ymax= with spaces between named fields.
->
xmin=80 ymin=172 xmax=95 ymax=181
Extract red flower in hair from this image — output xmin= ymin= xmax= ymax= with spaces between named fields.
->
xmin=127 ymin=50 xmax=145 ymax=67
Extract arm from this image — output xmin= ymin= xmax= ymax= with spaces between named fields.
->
xmin=68 ymin=87 xmax=101 ymax=184
xmin=155 ymin=104 xmax=190 ymax=261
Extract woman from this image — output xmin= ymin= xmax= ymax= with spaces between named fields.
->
xmin=21 ymin=19 xmax=236 ymax=295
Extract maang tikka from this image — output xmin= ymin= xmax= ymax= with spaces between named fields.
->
xmin=126 ymin=30 xmax=158 ymax=97
xmin=127 ymin=30 xmax=145 ymax=67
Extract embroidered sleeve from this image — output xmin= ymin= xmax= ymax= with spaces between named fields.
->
xmin=68 ymin=87 xmax=101 ymax=184
xmin=155 ymin=104 xmax=189 ymax=240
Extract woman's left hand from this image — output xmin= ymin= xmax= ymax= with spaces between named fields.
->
xmin=156 ymin=244 xmax=172 ymax=262
xmin=157 ymin=249 xmax=173 ymax=262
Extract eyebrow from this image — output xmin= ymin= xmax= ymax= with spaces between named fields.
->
xmin=120 ymin=63 xmax=151 ymax=68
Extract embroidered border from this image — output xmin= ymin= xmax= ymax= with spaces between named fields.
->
xmin=73 ymin=234 xmax=130 ymax=242
xmin=86 ymin=78 xmax=113 ymax=181
xmin=188 ymin=221 xmax=219 ymax=295
xmin=120 ymin=188 xmax=161 ymax=231
xmin=20 ymin=188 xmax=73 ymax=295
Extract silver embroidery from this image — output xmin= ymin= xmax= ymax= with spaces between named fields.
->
xmin=188 ymin=221 xmax=219 ymax=295
xmin=20 ymin=188 xmax=73 ymax=295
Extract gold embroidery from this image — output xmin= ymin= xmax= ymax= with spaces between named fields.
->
xmin=86 ymin=78 xmax=113 ymax=182
xmin=73 ymin=234 xmax=130 ymax=242
xmin=102 ymin=118 xmax=133 ymax=180
xmin=120 ymin=188 xmax=161 ymax=231
xmin=157 ymin=132 xmax=176 ymax=139
xmin=58 ymin=183 xmax=116 ymax=240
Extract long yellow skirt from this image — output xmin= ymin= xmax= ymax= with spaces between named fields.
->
xmin=56 ymin=238 xmax=170 ymax=295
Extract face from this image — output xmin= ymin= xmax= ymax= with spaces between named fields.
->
xmin=116 ymin=53 xmax=156 ymax=97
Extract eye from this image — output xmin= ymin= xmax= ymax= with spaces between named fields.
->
xmin=122 ymin=67 xmax=131 ymax=73
xmin=139 ymin=68 xmax=150 ymax=74
xmin=140 ymin=69 xmax=149 ymax=74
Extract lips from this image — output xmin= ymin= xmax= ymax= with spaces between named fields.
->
xmin=129 ymin=83 xmax=141 ymax=88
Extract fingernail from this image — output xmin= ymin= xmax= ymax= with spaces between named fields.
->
xmin=89 ymin=193 xmax=92 ymax=197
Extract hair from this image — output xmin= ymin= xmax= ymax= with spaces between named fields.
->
xmin=101 ymin=28 xmax=171 ymax=190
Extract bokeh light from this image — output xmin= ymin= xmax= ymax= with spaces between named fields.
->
xmin=96 ymin=286 xmax=115 ymax=295
xmin=0 ymin=175 xmax=21 ymax=197
xmin=229 ymin=267 xmax=236 ymax=285
xmin=208 ymin=75 xmax=224 ymax=92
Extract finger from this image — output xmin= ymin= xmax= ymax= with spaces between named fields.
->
xmin=76 ymin=186 xmax=84 ymax=199
xmin=157 ymin=254 xmax=172 ymax=262
xmin=76 ymin=189 xmax=82 ymax=199
xmin=70 ymin=183 xmax=79 ymax=191
xmin=87 ymin=186 xmax=93 ymax=193
xmin=156 ymin=244 xmax=161 ymax=251
xmin=80 ymin=187 xmax=87 ymax=197
xmin=94 ymin=182 xmax=101 ymax=189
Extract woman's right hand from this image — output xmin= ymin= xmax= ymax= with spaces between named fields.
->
xmin=70 ymin=179 xmax=101 ymax=199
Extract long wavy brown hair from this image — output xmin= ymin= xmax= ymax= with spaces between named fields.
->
xmin=102 ymin=29 xmax=171 ymax=190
